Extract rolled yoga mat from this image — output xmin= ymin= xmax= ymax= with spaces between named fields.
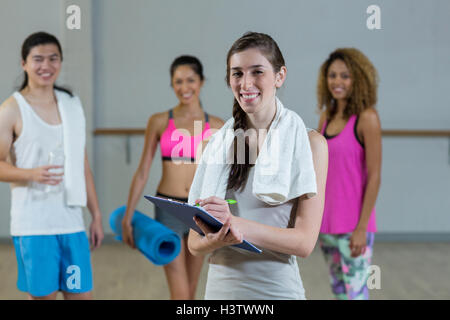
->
xmin=110 ymin=205 xmax=181 ymax=266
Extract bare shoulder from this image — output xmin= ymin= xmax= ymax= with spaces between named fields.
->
xmin=149 ymin=110 xmax=168 ymax=122
xmin=208 ymin=115 xmax=225 ymax=129
xmin=359 ymin=108 xmax=380 ymax=124
xmin=0 ymin=95 xmax=19 ymax=111
xmin=359 ymin=108 xmax=381 ymax=131
xmin=308 ymin=129 xmax=327 ymax=146
xmin=146 ymin=111 xmax=169 ymax=131
xmin=0 ymin=95 xmax=20 ymax=122
xmin=308 ymin=129 xmax=328 ymax=155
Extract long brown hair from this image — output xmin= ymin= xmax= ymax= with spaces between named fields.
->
xmin=226 ymin=32 xmax=286 ymax=191
xmin=317 ymin=48 xmax=378 ymax=120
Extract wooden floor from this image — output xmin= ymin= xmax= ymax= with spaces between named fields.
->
xmin=1 ymin=242 xmax=449 ymax=300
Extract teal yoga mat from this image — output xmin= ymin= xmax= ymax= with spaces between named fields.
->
xmin=109 ymin=206 xmax=181 ymax=266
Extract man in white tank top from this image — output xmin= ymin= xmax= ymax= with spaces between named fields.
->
xmin=0 ymin=32 xmax=103 ymax=300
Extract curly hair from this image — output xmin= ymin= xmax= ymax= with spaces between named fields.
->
xmin=317 ymin=48 xmax=378 ymax=120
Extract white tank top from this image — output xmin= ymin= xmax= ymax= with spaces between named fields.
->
xmin=9 ymin=92 xmax=85 ymax=236
xmin=204 ymin=167 xmax=306 ymax=300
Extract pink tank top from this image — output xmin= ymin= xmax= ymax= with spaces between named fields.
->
xmin=320 ymin=115 xmax=377 ymax=234
xmin=160 ymin=109 xmax=212 ymax=162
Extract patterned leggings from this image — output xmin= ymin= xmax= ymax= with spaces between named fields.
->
xmin=319 ymin=232 xmax=375 ymax=300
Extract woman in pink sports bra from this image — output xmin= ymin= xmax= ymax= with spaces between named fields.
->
xmin=121 ymin=56 xmax=224 ymax=299
xmin=316 ymin=48 xmax=382 ymax=300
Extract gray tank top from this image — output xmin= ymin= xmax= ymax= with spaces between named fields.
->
xmin=204 ymin=166 xmax=306 ymax=300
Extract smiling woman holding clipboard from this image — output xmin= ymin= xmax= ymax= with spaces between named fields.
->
xmin=187 ymin=32 xmax=328 ymax=300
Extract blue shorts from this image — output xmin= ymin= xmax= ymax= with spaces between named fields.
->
xmin=12 ymin=231 xmax=93 ymax=297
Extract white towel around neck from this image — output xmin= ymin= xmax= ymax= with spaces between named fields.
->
xmin=55 ymin=90 xmax=87 ymax=207
xmin=188 ymin=97 xmax=317 ymax=206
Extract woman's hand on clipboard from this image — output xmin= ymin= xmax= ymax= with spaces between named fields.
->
xmin=195 ymin=196 xmax=234 ymax=224
xmin=193 ymin=215 xmax=243 ymax=249
xmin=194 ymin=197 xmax=243 ymax=249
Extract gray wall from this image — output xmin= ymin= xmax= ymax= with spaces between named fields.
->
xmin=1 ymin=0 xmax=449 ymax=238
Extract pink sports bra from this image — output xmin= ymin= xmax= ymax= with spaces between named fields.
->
xmin=160 ymin=109 xmax=212 ymax=162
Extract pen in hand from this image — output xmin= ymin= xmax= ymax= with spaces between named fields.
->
xmin=195 ymin=199 xmax=237 ymax=207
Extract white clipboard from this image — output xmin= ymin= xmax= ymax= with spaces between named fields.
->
xmin=144 ymin=195 xmax=262 ymax=254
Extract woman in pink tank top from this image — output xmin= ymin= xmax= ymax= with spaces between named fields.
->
xmin=316 ymin=48 xmax=382 ymax=300
xmin=121 ymin=56 xmax=224 ymax=299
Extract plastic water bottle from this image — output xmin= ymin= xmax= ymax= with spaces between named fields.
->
xmin=45 ymin=145 xmax=65 ymax=193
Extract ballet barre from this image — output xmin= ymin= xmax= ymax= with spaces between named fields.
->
xmin=93 ymin=129 xmax=450 ymax=164
xmin=93 ymin=128 xmax=450 ymax=137
xmin=94 ymin=129 xmax=144 ymax=164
